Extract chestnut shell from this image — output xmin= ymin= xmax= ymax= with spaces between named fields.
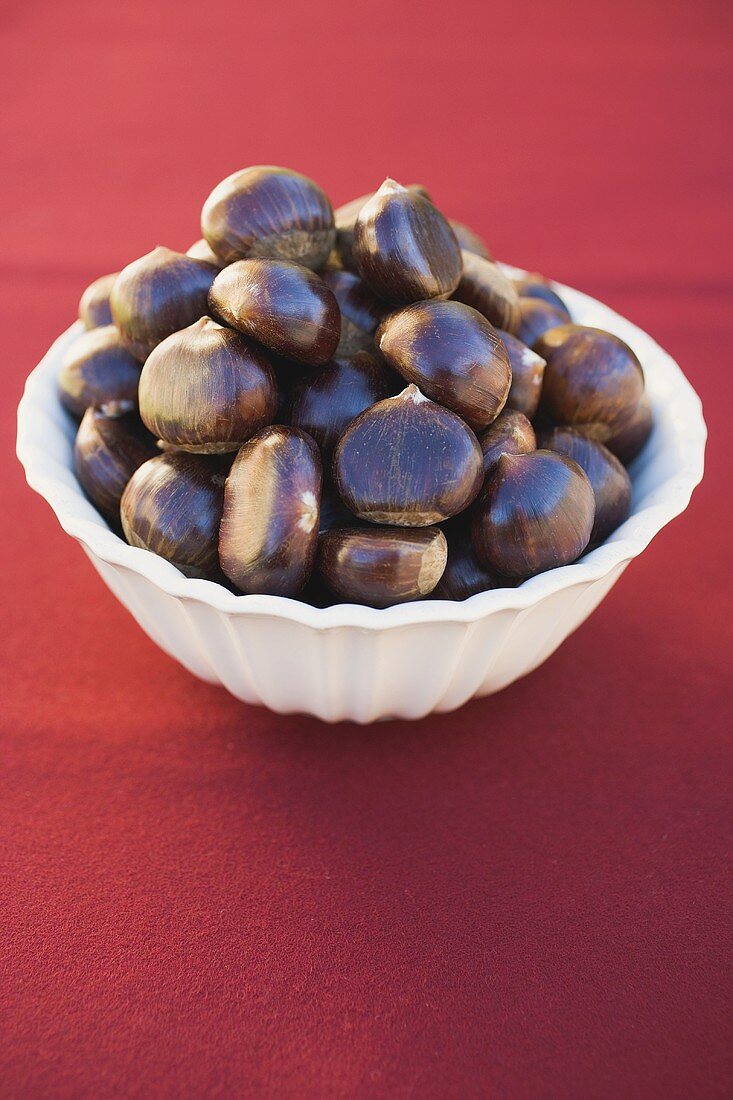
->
xmin=513 ymin=274 xmax=570 ymax=317
xmin=515 ymin=298 xmax=569 ymax=348
xmin=333 ymin=183 xmax=432 ymax=271
xmin=110 ymin=246 xmax=218 ymax=361
xmin=318 ymin=525 xmax=448 ymax=608
xmin=497 ymin=329 xmax=547 ymax=419
xmin=453 ymin=252 xmax=521 ymax=333
xmin=321 ymin=268 xmax=386 ymax=356
xmin=186 ymin=238 xmax=227 ymax=268
xmin=472 ymin=450 xmax=595 ymax=578
xmin=78 ymin=272 xmax=119 ymax=330
xmin=138 ymin=317 xmax=277 ymax=453
xmin=432 ymin=520 xmax=513 ymax=601
xmin=209 ymin=258 xmax=340 ymax=366
xmin=539 ymin=427 xmax=632 ymax=547
xmin=582 ymin=393 xmax=653 ymax=465
xmin=377 ymin=300 xmax=511 ymax=430
xmin=59 ymin=326 xmax=142 ymax=418
xmin=290 ymin=351 xmax=395 ymax=458
xmin=333 ymin=384 xmax=484 ymax=526
xmin=219 ymin=426 xmax=322 ymax=596
xmin=449 ymin=220 xmax=492 ymax=260
xmin=478 ymin=410 xmax=536 ymax=474
xmin=120 ymin=452 xmax=227 ymax=579
xmin=201 ymin=165 xmax=335 ymax=270
xmin=352 ymin=179 xmax=462 ymax=304
xmin=74 ymin=407 xmax=158 ymax=525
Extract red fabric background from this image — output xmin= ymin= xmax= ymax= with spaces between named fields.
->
xmin=2 ymin=1 xmax=731 ymax=1096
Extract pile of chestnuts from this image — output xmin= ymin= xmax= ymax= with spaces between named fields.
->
xmin=62 ymin=166 xmax=651 ymax=608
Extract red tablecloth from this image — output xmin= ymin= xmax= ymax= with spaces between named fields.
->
xmin=2 ymin=1 xmax=731 ymax=1096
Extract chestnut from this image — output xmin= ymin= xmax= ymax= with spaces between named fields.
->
xmin=478 ymin=409 xmax=536 ymax=474
xmin=121 ymin=452 xmax=227 ymax=579
xmin=376 ymin=300 xmax=511 ymax=430
xmin=186 ymin=238 xmax=227 ymax=268
xmin=432 ymin=519 xmax=513 ymax=600
xmin=333 ymin=384 xmax=484 ymax=526
xmin=318 ymin=525 xmax=447 ymax=607
xmin=352 ymin=179 xmax=462 ymax=304
xmin=138 ymin=317 xmax=276 ymax=454
xmin=453 ymin=252 xmax=521 ymax=333
xmin=449 ymin=220 xmax=492 ymax=260
xmin=110 ymin=246 xmax=218 ymax=360
xmin=219 ymin=426 xmax=322 ymax=596
xmin=586 ymin=393 xmax=653 ymax=465
xmin=538 ymin=427 xmax=632 ymax=547
xmin=321 ymin=268 xmax=385 ymax=356
xmin=333 ymin=183 xmax=431 ymax=271
xmin=209 ymin=258 xmax=340 ymax=366
xmin=201 ymin=165 xmax=335 ymax=270
xmin=74 ymin=407 xmax=158 ymax=525
xmin=290 ymin=351 xmax=395 ymax=458
xmin=472 ymin=450 xmax=595 ymax=578
xmin=79 ymin=272 xmax=119 ymax=330
xmin=59 ymin=325 xmax=142 ymax=418
xmin=319 ymin=478 xmax=357 ymax=534
xmin=535 ymin=324 xmax=646 ymax=444
xmin=515 ymin=297 xmax=569 ymax=348
xmin=497 ymin=329 xmax=546 ymax=419
xmin=513 ymin=274 xmax=570 ymax=317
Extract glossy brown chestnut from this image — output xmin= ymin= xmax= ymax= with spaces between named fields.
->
xmin=110 ymin=246 xmax=218 ymax=360
xmin=219 ymin=426 xmax=322 ymax=596
xmin=186 ymin=238 xmax=227 ymax=268
xmin=120 ymin=452 xmax=227 ymax=578
xmin=449 ymin=220 xmax=492 ymax=260
xmin=478 ymin=410 xmax=536 ymax=474
xmin=496 ymin=329 xmax=547 ymax=419
xmin=453 ymin=252 xmax=521 ymax=333
xmin=515 ymin=297 xmax=569 ymax=348
xmin=513 ymin=274 xmax=570 ymax=317
xmin=432 ymin=519 xmax=513 ymax=600
xmin=290 ymin=351 xmax=395 ymax=457
xmin=321 ymin=268 xmax=385 ymax=356
xmin=535 ymin=324 xmax=646 ymax=443
xmin=538 ymin=427 xmax=632 ymax=547
xmin=472 ymin=450 xmax=595 ymax=578
xmin=201 ymin=165 xmax=335 ymax=269
xmin=377 ymin=300 xmax=511 ymax=430
xmin=583 ymin=393 xmax=653 ymax=465
xmin=209 ymin=259 xmax=340 ymax=366
xmin=352 ymin=179 xmax=462 ymax=304
xmin=138 ymin=317 xmax=277 ymax=454
xmin=333 ymin=183 xmax=432 ymax=271
xmin=333 ymin=384 xmax=484 ymax=526
xmin=318 ymin=526 xmax=447 ymax=607
xmin=59 ymin=326 xmax=142 ymax=418
xmin=74 ymin=407 xmax=158 ymax=525
xmin=79 ymin=272 xmax=119 ymax=330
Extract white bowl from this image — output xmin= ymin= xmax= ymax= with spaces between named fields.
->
xmin=17 ymin=274 xmax=706 ymax=722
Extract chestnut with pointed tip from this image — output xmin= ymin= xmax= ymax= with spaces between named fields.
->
xmin=321 ymin=268 xmax=385 ymax=356
xmin=513 ymin=274 xmax=570 ymax=317
xmin=432 ymin=520 xmax=514 ymax=600
xmin=209 ymin=258 xmax=340 ymax=366
xmin=497 ymin=329 xmax=546 ymax=419
xmin=121 ymin=452 xmax=227 ymax=578
xmin=59 ymin=326 xmax=142 ymax=418
xmin=333 ymin=384 xmax=484 ymax=526
xmin=219 ymin=426 xmax=322 ymax=596
xmin=110 ymin=246 xmax=218 ymax=360
xmin=478 ymin=409 xmax=536 ymax=474
xmin=186 ymin=238 xmax=227 ymax=268
xmin=290 ymin=351 xmax=395 ymax=458
xmin=138 ymin=317 xmax=277 ymax=454
xmin=449 ymin=220 xmax=492 ymax=260
xmin=453 ymin=252 xmax=521 ymax=333
xmin=79 ymin=272 xmax=119 ymax=330
xmin=353 ymin=179 xmax=462 ymax=304
xmin=535 ymin=324 xmax=646 ymax=443
xmin=515 ymin=297 xmax=569 ymax=348
xmin=74 ymin=407 xmax=158 ymax=525
xmin=538 ymin=427 xmax=632 ymax=547
xmin=472 ymin=450 xmax=595 ymax=578
xmin=318 ymin=525 xmax=447 ymax=607
xmin=201 ymin=165 xmax=335 ymax=269
xmin=333 ymin=183 xmax=432 ymax=271
xmin=377 ymin=299 xmax=511 ymax=430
